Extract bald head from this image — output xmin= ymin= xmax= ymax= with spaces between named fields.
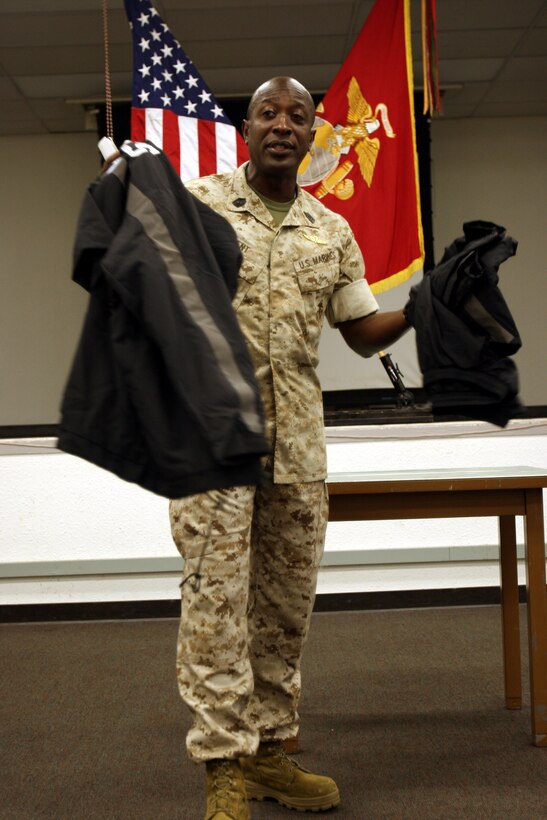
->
xmin=242 ymin=75 xmax=316 ymax=199
xmin=247 ymin=77 xmax=315 ymax=122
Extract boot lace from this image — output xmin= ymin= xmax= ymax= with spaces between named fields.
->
xmin=210 ymin=762 xmax=239 ymax=812
xmin=260 ymin=743 xmax=311 ymax=775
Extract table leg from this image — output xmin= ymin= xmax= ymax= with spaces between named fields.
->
xmin=499 ymin=515 xmax=522 ymax=709
xmin=523 ymin=488 xmax=547 ymax=747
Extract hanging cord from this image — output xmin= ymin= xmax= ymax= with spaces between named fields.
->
xmin=421 ymin=0 xmax=442 ymax=116
xmin=101 ymin=0 xmax=114 ymax=139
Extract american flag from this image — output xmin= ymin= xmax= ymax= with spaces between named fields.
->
xmin=123 ymin=0 xmax=248 ymax=180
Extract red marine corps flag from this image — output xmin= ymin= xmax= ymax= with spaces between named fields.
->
xmin=298 ymin=0 xmax=424 ymax=293
xmin=123 ymin=0 xmax=248 ymax=180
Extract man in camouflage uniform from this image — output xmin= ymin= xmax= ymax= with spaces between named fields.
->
xmin=169 ymin=76 xmax=410 ymax=820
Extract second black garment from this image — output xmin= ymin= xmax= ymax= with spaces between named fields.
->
xmin=404 ymin=220 xmax=525 ymax=427
xmin=58 ymin=141 xmax=269 ymax=498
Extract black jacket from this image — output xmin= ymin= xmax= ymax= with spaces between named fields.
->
xmin=405 ymin=220 xmax=524 ymax=426
xmin=58 ymin=141 xmax=269 ymax=497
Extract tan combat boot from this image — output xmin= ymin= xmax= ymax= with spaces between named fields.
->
xmin=204 ymin=759 xmax=250 ymax=820
xmin=240 ymin=741 xmax=340 ymax=812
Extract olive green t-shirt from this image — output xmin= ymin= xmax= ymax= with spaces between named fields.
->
xmin=252 ymin=189 xmax=295 ymax=226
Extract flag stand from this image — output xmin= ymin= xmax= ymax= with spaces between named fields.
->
xmin=378 ymin=351 xmax=415 ymax=407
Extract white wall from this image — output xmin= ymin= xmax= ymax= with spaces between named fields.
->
xmin=429 ymin=116 xmax=547 ymax=407
xmin=0 ymin=133 xmax=98 ymax=425
xmin=1 ymin=120 xmax=546 ymax=606
xmin=1 ymin=118 xmax=546 ymax=425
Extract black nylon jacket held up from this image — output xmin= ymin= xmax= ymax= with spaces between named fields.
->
xmin=58 ymin=140 xmax=269 ymax=498
xmin=404 ymin=220 xmax=525 ymax=427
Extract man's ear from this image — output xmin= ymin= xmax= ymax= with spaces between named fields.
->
xmin=242 ymin=119 xmax=249 ymax=143
xmin=309 ymin=128 xmax=316 ymax=149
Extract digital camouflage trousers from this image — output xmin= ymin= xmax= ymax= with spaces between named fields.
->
xmin=169 ymin=479 xmax=328 ymax=762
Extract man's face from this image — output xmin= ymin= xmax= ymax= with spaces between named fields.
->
xmin=243 ymin=80 xmax=315 ymax=177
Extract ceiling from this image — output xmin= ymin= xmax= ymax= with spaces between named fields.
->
xmin=1 ymin=0 xmax=547 ymax=136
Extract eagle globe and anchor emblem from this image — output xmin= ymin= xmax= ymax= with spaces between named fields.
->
xmin=297 ymin=76 xmax=396 ymax=199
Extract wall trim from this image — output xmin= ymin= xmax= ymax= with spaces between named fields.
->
xmin=0 ymin=543 xmax=529 ymax=580
xmin=0 ymin=586 xmax=528 ymax=623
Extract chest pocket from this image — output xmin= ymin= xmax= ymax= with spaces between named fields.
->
xmin=296 ymin=264 xmax=337 ymax=293
xmin=294 ymin=243 xmax=339 ymax=293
